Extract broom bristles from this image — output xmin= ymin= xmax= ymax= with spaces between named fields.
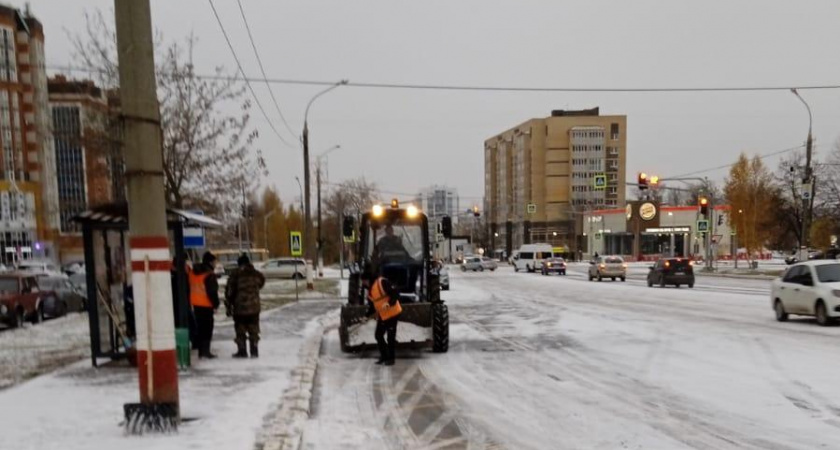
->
xmin=123 ymin=403 xmax=179 ymax=435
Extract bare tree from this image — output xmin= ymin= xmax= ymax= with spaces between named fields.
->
xmin=67 ymin=9 xmax=265 ymax=215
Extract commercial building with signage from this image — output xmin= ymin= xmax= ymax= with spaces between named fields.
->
xmin=581 ymin=203 xmax=733 ymax=261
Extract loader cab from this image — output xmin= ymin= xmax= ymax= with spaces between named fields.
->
xmin=356 ymin=203 xmax=431 ymax=302
xmin=340 ymin=201 xmax=449 ymax=354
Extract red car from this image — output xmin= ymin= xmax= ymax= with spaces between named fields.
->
xmin=0 ymin=273 xmax=59 ymax=328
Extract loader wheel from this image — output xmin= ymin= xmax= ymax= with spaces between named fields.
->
xmin=432 ymin=303 xmax=449 ymax=353
xmin=348 ymin=274 xmax=361 ymax=305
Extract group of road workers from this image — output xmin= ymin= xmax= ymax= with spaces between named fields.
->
xmin=183 ymin=251 xmax=265 ymax=359
xmin=181 ymin=224 xmax=404 ymax=365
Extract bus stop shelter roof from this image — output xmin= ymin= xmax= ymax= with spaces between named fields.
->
xmin=72 ymin=202 xmax=223 ymax=228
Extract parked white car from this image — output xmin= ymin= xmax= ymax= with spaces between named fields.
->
xmin=259 ymin=258 xmax=306 ymax=279
xmin=513 ymin=244 xmax=553 ymax=273
xmin=771 ymin=260 xmax=840 ymax=326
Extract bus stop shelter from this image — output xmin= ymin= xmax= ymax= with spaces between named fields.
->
xmin=73 ymin=203 xmax=223 ymax=367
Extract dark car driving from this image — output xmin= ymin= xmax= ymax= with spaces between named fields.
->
xmin=541 ymin=257 xmax=567 ymax=275
xmin=647 ymin=258 xmax=695 ymax=288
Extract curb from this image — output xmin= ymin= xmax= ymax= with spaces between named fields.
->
xmin=254 ymin=313 xmax=337 ymax=450
xmin=696 ymin=272 xmax=778 ymax=281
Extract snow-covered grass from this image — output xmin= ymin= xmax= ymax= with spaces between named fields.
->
xmin=0 ymin=313 xmax=89 ymax=389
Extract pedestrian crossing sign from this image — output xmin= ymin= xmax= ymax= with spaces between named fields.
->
xmin=696 ymin=220 xmax=709 ymax=233
xmin=290 ymin=231 xmax=303 ymax=256
xmin=593 ymin=174 xmax=607 ymax=190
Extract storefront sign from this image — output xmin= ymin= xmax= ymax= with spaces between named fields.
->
xmin=645 ymin=227 xmax=690 ymax=233
xmin=639 ymin=202 xmax=657 ymax=221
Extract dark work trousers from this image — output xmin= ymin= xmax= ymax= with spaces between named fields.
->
xmin=193 ymin=306 xmax=215 ymax=356
xmin=234 ymin=314 xmax=261 ymax=347
xmin=375 ymin=317 xmax=398 ymax=362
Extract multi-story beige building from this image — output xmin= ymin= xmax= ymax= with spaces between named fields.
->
xmin=484 ymin=108 xmax=627 ymax=257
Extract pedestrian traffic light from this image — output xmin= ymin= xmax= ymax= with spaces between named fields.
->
xmin=699 ymin=197 xmax=709 ymax=216
xmin=718 ymin=214 xmax=724 ymax=226
xmin=441 ymin=216 xmax=452 ymax=238
xmin=638 ymin=173 xmax=649 ymax=190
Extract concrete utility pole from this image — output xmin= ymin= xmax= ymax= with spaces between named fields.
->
xmin=315 ymin=145 xmax=340 ymax=278
xmin=302 ymin=80 xmax=346 ymax=288
xmin=791 ymin=89 xmax=814 ymax=260
xmin=114 ymin=0 xmax=179 ymax=430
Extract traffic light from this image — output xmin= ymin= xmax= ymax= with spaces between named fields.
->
xmin=638 ymin=173 xmax=649 ymax=190
xmin=441 ymin=216 xmax=452 ymax=238
xmin=718 ymin=214 xmax=724 ymax=226
xmin=699 ymin=197 xmax=709 ymax=216
xmin=650 ymin=175 xmax=660 ymax=186
xmin=342 ymin=215 xmax=355 ymax=238
xmin=473 ymin=205 xmax=480 ymax=218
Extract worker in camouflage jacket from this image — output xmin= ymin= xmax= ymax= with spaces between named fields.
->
xmin=225 ymin=254 xmax=266 ymax=358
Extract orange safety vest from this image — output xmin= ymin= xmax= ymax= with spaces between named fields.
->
xmin=369 ymin=277 xmax=402 ymax=321
xmin=188 ymin=269 xmax=213 ymax=308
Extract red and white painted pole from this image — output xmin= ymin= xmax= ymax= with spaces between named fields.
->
xmin=115 ymin=0 xmax=180 ymax=432
xmin=130 ymin=237 xmax=178 ymax=405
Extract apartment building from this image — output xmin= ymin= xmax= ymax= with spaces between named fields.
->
xmin=484 ymin=108 xmax=627 ymax=257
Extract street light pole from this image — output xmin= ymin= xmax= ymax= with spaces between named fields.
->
xmin=315 ymin=145 xmax=340 ymax=277
xmin=302 ymin=80 xmax=347 ymax=289
xmin=264 ymin=209 xmax=278 ymax=256
xmin=791 ymin=88 xmax=814 ymax=259
xmin=294 ymin=176 xmax=304 ymax=213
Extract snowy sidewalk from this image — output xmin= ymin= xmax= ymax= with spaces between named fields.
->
xmin=0 ymin=299 xmax=341 ymax=450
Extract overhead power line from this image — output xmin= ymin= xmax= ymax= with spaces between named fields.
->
xmin=47 ymin=64 xmax=840 ymax=93
xmin=234 ymin=0 xmax=298 ymax=140
xmin=206 ymin=0 xmax=295 ymax=148
xmin=667 ymin=144 xmax=804 ymax=179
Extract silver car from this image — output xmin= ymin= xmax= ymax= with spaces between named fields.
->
xmin=433 ymin=261 xmax=450 ymax=290
xmin=259 ymin=258 xmax=306 ymax=279
xmin=588 ymin=256 xmax=627 ymax=281
xmin=461 ymin=256 xmax=498 ymax=272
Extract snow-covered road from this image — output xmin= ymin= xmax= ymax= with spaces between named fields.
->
xmin=303 ymin=266 xmax=840 ymax=449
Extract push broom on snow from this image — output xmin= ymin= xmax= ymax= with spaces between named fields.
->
xmin=124 ymin=256 xmax=179 ymax=434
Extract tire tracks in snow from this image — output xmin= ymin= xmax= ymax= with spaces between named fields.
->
xmin=450 ymin=277 xmax=825 ymax=450
xmin=750 ymin=338 xmax=840 ymax=430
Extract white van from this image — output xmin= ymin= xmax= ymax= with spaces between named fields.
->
xmin=513 ymin=243 xmax=554 ymax=273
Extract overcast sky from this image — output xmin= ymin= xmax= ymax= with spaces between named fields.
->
xmin=34 ymin=0 xmax=840 ymax=208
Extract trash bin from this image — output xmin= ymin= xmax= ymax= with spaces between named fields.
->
xmin=175 ymin=327 xmax=191 ymax=369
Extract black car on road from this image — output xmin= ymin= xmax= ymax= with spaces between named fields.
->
xmin=647 ymin=258 xmax=695 ymax=288
xmin=541 ymin=258 xmax=567 ymax=275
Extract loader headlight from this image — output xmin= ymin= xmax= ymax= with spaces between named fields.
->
xmin=372 ymin=204 xmax=384 ymax=217
xmin=406 ymin=205 xmax=419 ymax=218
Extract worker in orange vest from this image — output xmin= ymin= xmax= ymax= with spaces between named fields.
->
xmin=362 ymin=267 xmax=402 ymax=366
xmin=189 ymin=251 xmax=221 ymax=359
